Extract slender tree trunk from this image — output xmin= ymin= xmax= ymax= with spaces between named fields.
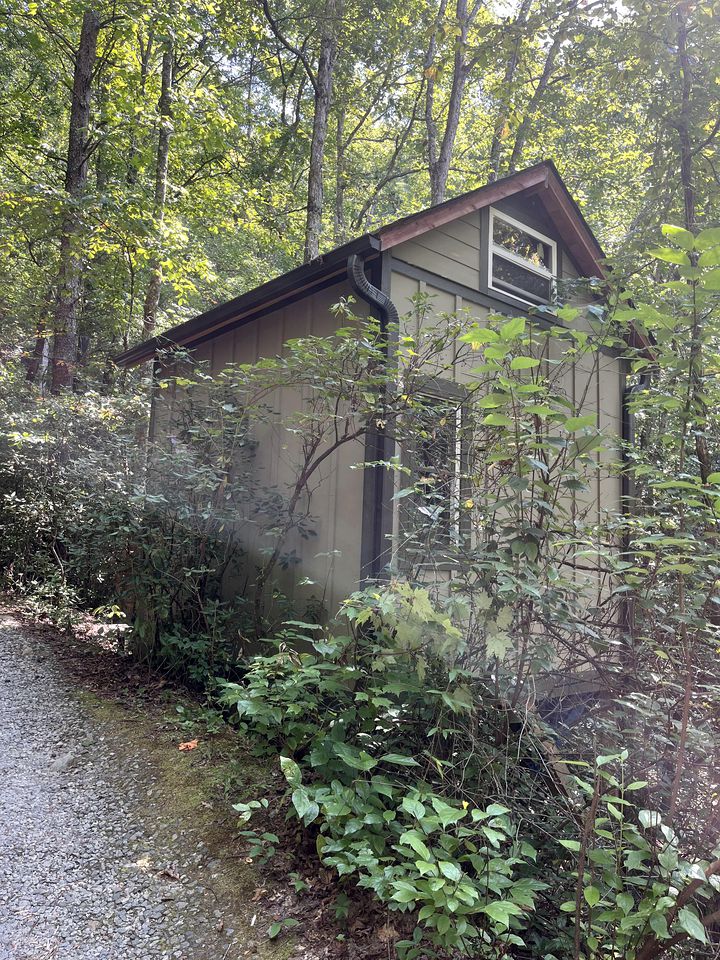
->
xmin=304 ymin=0 xmax=338 ymax=262
xmin=127 ymin=26 xmax=155 ymax=185
xmin=488 ymin=0 xmax=534 ymax=181
xmin=142 ymin=34 xmax=175 ymax=340
xmin=675 ymin=9 xmax=696 ymax=232
xmin=426 ymin=0 xmax=477 ymax=206
xmin=49 ymin=8 xmax=101 ymax=394
xmin=333 ymin=105 xmax=347 ymax=245
xmin=507 ymin=19 xmax=569 ymax=173
xmin=25 ymin=315 xmax=51 ymax=384
xmin=424 ymin=0 xmax=447 ymax=203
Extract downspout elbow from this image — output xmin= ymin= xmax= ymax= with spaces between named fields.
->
xmin=346 ymin=254 xmax=399 ymax=327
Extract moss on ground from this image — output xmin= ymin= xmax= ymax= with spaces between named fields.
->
xmin=75 ymin=688 xmax=295 ymax=953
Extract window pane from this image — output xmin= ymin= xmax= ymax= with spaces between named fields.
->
xmin=493 ymin=216 xmax=551 ymax=270
xmin=492 ymin=254 xmax=552 ymax=302
xmin=413 ymin=398 xmax=458 ymax=541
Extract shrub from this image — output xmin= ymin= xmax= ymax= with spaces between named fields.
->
xmin=221 ymin=582 xmax=572 ymax=956
xmin=222 ymin=582 xmax=720 ymax=959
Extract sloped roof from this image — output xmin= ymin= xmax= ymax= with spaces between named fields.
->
xmin=116 ymin=160 xmax=606 ymax=367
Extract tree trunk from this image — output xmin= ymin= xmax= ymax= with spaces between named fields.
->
xmin=127 ymin=25 xmax=155 ymax=185
xmin=333 ymin=105 xmax=347 ymax=245
xmin=675 ymin=9 xmax=696 ymax=232
xmin=424 ymin=0 xmax=446 ymax=204
xmin=487 ymin=0 xmax=534 ymax=181
xmin=507 ymin=28 xmax=563 ymax=172
xmin=26 ymin=321 xmax=50 ymax=384
xmin=426 ymin=0 xmax=477 ymax=206
xmin=142 ymin=35 xmax=174 ymax=340
xmin=303 ymin=0 xmax=338 ymax=262
xmin=49 ymin=8 xmax=101 ymax=394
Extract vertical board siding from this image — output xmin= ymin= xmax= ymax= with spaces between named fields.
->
xmin=151 ymin=204 xmax=623 ymax=630
xmin=390 ymin=261 xmax=624 ymax=610
xmin=154 ymin=279 xmax=367 ymax=622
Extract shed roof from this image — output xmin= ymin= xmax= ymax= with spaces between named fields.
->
xmin=116 ymin=160 xmax=606 ymax=367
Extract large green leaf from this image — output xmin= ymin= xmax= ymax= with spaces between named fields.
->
xmin=661 ymin=223 xmax=694 ymax=250
xmin=280 ymin=754 xmax=302 ymax=788
xmin=481 ymin=901 xmax=524 ymax=927
xmin=677 ymin=907 xmax=708 ymax=944
xmin=696 ymin=227 xmax=720 ymax=250
xmin=703 ymin=268 xmax=720 ymax=290
xmin=648 ymin=247 xmax=691 ymax=265
xmin=500 ymin=316 xmax=526 ymax=340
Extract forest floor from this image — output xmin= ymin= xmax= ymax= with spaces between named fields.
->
xmin=0 ymin=607 xmax=370 ymax=960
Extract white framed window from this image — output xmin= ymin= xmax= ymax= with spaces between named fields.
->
xmin=402 ymin=386 xmax=468 ymax=552
xmin=488 ymin=207 xmax=557 ymax=306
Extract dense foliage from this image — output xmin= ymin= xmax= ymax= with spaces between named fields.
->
xmin=1 ymin=0 xmax=719 ymax=380
xmin=2 ymin=0 xmax=720 ymax=955
xmin=223 ymin=587 xmax=720 ymax=959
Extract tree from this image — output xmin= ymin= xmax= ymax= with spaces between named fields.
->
xmin=261 ymin=0 xmax=341 ymax=262
xmin=424 ymin=0 xmax=484 ymax=205
xmin=141 ymin=12 xmax=175 ymax=340
xmin=50 ymin=7 xmax=102 ymax=393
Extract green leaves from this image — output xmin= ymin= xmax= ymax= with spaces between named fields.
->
xmin=333 ymin=741 xmax=377 ymax=771
xmin=399 ymin=829 xmax=432 ymax=861
xmin=268 ymin=917 xmax=300 ymax=940
xmin=482 ymin=412 xmax=513 ymax=427
xmin=563 ymin=414 xmax=597 ymax=431
xmin=583 ymin=885 xmax=601 ymax=907
xmin=380 ymin=753 xmax=420 ymax=767
xmin=677 ymin=908 xmax=708 ymax=944
xmin=500 ymin=317 xmax=526 ymax=340
xmin=661 ymin=223 xmax=695 ymax=250
xmin=558 ymin=838 xmax=582 ymax=852
xmin=438 ymin=860 xmax=462 ymax=882
xmin=649 ymin=912 xmax=670 ymax=939
xmin=292 ymin=787 xmax=319 ymax=824
xmin=648 ymin=246 xmax=691 ymax=265
xmin=638 ymin=809 xmax=662 ymax=829
xmin=696 ymin=227 xmax=720 ymax=251
xmin=280 ymin=755 xmax=302 ymax=788
xmin=510 ymin=356 xmax=541 ymax=370
xmin=481 ymin=901 xmax=524 ymax=927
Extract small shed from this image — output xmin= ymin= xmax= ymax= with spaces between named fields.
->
xmin=116 ymin=160 xmax=635 ymax=616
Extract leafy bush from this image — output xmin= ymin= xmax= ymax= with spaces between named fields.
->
xmin=222 ymin=581 xmax=720 ymax=959
xmin=222 ymin=582 xmax=572 ymax=956
xmin=0 ymin=364 xmax=254 ymax=681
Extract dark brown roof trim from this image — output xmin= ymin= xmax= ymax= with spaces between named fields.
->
xmin=376 ymin=160 xmax=606 ymax=280
xmin=115 ymin=162 xmax=607 ymax=368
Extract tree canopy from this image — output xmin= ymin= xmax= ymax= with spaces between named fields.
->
xmin=1 ymin=0 xmax=719 ymax=377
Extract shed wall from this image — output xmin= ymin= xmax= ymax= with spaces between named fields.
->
xmin=387 ymin=240 xmax=625 ymax=597
xmin=153 ymin=279 xmax=367 ymax=622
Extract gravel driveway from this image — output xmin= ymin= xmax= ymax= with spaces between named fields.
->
xmin=0 ymin=612 xmax=251 ymax=960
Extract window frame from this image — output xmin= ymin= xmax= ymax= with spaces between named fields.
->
xmin=401 ymin=378 xmax=469 ymax=559
xmin=488 ymin=207 xmax=557 ymax=307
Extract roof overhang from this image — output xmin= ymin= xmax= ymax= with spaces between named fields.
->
xmin=115 ymin=161 xmax=610 ymax=368
xmin=115 ymin=234 xmax=380 ymax=367
xmin=376 ymin=160 xmax=606 ymax=280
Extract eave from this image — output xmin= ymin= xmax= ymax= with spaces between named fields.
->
xmin=115 ymin=161 xmax=610 ymax=368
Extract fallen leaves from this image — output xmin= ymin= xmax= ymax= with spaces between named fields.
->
xmin=178 ymin=738 xmax=199 ymax=751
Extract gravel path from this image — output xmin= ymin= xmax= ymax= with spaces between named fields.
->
xmin=0 ymin=612 xmax=250 ymax=960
